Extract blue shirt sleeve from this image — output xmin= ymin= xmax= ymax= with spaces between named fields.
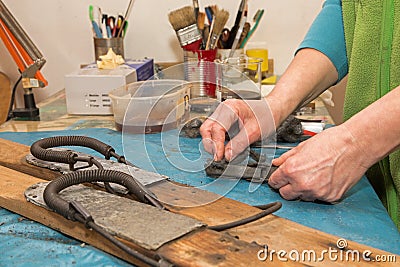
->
xmin=296 ymin=0 xmax=348 ymax=82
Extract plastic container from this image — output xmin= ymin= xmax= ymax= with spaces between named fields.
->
xmin=109 ymin=80 xmax=191 ymax=133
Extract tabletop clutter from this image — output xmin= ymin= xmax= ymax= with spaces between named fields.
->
xmin=64 ymin=0 xmax=276 ymax=136
xmin=167 ymin=1 xmax=276 ymax=104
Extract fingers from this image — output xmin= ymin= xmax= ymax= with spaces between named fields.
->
xmin=200 ymin=99 xmax=274 ymax=162
xmin=200 ymin=101 xmax=240 ymax=161
xmin=200 ymin=119 xmax=226 ymax=161
xmin=278 ymin=184 xmax=301 ymax=200
xmin=225 ymin=127 xmax=253 ymax=161
xmin=268 ymin=164 xmax=290 ymax=190
xmin=272 ymin=147 xmax=298 ymax=166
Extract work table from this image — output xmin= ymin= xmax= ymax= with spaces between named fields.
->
xmin=0 ymin=90 xmax=398 ymax=266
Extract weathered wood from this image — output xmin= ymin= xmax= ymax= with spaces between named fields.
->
xmin=0 ymin=138 xmax=397 ymax=266
xmin=0 ymin=165 xmax=291 ymax=266
xmin=0 ymin=137 xmax=59 ymax=180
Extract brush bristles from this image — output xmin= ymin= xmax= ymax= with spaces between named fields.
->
xmin=212 ymin=9 xmax=229 ymax=36
xmin=168 ymin=6 xmax=197 ymax=30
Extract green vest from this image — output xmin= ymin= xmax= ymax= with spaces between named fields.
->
xmin=342 ymin=0 xmax=400 ymax=229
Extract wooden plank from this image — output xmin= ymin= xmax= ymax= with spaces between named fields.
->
xmin=0 ymin=138 xmax=397 ymax=266
xmin=0 ymin=137 xmax=59 ymax=180
xmin=0 ymin=164 xmax=292 ymax=267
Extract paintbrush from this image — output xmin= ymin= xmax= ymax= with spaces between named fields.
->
xmin=192 ymin=0 xmax=199 ymax=21
xmin=240 ymin=9 xmax=265 ymax=48
xmin=117 ymin=0 xmax=135 ymax=38
xmin=228 ymin=3 xmax=248 ymax=57
xmin=227 ymin=0 xmax=247 ymax=48
xmin=237 ymin=22 xmax=250 ymax=49
xmin=205 ymin=8 xmax=229 ymax=50
xmin=168 ymin=6 xmax=202 ymax=51
xmin=197 ymin=11 xmax=206 ymax=49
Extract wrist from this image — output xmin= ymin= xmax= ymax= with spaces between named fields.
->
xmin=340 ymin=121 xmax=383 ymax=169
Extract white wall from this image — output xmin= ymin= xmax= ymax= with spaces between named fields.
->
xmin=0 ymin=0 xmax=324 ymax=104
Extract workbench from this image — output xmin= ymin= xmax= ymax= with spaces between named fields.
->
xmin=0 ymin=90 xmax=399 ymax=266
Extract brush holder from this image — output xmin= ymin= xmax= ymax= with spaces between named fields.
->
xmin=183 ymin=48 xmax=217 ymax=98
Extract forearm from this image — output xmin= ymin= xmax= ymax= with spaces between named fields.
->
xmin=343 ymin=86 xmax=400 ymax=167
xmin=265 ymin=48 xmax=338 ymax=127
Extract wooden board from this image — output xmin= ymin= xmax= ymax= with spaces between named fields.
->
xmin=0 ymin=138 xmax=398 ymax=266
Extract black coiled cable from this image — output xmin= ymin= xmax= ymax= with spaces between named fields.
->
xmin=32 ymin=136 xmax=170 ymax=266
xmin=43 ymin=169 xmax=168 ymax=267
xmin=43 ymin=169 xmax=151 ymax=219
xmin=30 ymin=135 xmax=117 ymax=165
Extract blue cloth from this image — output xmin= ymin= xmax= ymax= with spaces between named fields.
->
xmin=297 ymin=0 xmax=348 ymax=81
xmin=0 ymin=128 xmax=399 ymax=267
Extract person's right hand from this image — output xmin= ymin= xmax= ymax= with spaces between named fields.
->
xmin=200 ymin=99 xmax=275 ymax=161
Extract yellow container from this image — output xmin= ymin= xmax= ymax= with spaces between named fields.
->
xmin=246 ymin=48 xmax=268 ymax=72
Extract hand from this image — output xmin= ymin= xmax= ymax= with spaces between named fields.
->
xmin=268 ymin=125 xmax=369 ymax=202
xmin=200 ymin=99 xmax=275 ymax=161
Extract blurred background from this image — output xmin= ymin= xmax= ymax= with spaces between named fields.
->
xmin=0 ymin=0 xmax=324 ymax=106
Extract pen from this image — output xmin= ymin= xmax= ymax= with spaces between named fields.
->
xmin=106 ymin=25 xmax=112 ymax=38
xmin=89 ymin=5 xmax=102 ymax=38
xmin=122 ymin=21 xmax=128 ymax=38
xmin=101 ymin=13 xmax=108 ymax=38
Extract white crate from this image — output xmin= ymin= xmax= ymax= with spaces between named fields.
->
xmin=65 ymin=59 xmax=153 ymax=115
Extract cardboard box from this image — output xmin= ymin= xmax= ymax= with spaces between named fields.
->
xmin=65 ymin=58 xmax=154 ymax=115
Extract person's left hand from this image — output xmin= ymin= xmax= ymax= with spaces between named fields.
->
xmin=268 ymin=125 xmax=369 ymax=202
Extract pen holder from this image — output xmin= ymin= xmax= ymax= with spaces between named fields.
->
xmin=183 ymin=48 xmax=217 ymax=98
xmin=93 ymin=37 xmax=124 ymax=61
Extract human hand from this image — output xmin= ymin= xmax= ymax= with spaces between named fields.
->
xmin=268 ymin=125 xmax=369 ymax=203
xmin=200 ymin=99 xmax=275 ymax=161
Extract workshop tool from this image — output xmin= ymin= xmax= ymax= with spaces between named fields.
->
xmin=197 ymin=11 xmax=206 ymax=49
xmin=226 ymin=0 xmax=247 ymax=49
xmin=205 ymin=8 xmax=229 ymax=50
xmin=23 ymin=135 xmax=282 ymax=266
xmin=205 ymin=148 xmax=278 ymax=183
xmin=0 ymin=137 xmax=398 ymax=266
xmin=240 ymin=9 xmax=265 ymax=48
xmin=204 ymin=6 xmax=213 ymax=24
xmin=192 ymin=0 xmax=199 ymax=22
xmin=117 ymin=0 xmax=135 ymax=38
xmin=168 ymin=6 xmax=202 ymax=51
xmin=0 ymin=0 xmax=47 ymax=120
xmin=228 ymin=1 xmax=248 ymax=57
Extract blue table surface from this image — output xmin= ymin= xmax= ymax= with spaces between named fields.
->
xmin=0 ymin=128 xmax=399 ymax=266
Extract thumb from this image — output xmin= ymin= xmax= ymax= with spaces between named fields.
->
xmin=272 ymin=146 xmax=298 ymax=166
xmin=224 ymin=128 xmax=251 ymax=161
